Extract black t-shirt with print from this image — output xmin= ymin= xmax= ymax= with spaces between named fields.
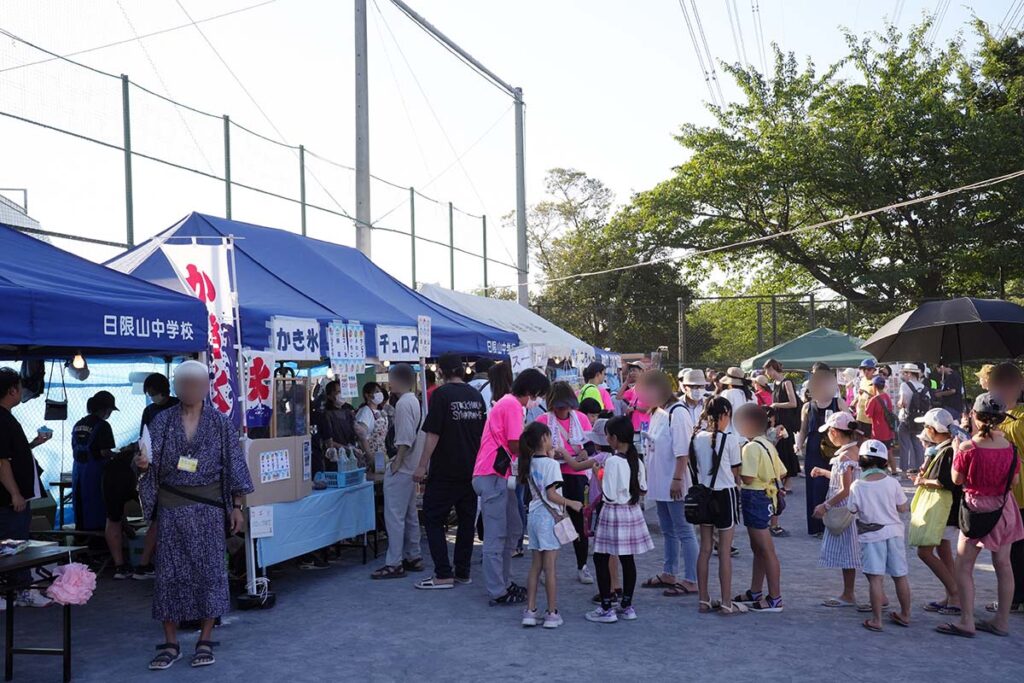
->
xmin=0 ymin=407 xmax=42 ymax=505
xmin=422 ymin=382 xmax=485 ymax=483
xmin=72 ymin=415 xmax=116 ymax=463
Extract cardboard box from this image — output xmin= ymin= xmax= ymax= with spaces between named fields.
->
xmin=245 ymin=436 xmax=299 ymax=507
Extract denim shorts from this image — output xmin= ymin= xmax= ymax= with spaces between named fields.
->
xmin=860 ymin=536 xmax=909 ymax=577
xmin=741 ymin=488 xmax=771 ymax=530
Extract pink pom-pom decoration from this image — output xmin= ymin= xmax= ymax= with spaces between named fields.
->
xmin=45 ymin=563 xmax=97 ymax=606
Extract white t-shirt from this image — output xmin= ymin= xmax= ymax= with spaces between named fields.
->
xmin=898 ymin=379 xmax=924 ymax=421
xmin=721 ymin=387 xmax=754 ymax=411
xmin=644 ymin=403 xmax=695 ymax=502
xmin=691 ymin=431 xmax=742 ymax=490
xmin=355 ymin=405 xmax=376 ymax=434
xmin=602 ymin=453 xmax=647 ymax=504
xmin=848 ymin=475 xmax=907 ymax=543
xmin=469 ymin=378 xmax=493 ymax=412
xmin=392 ymin=392 xmax=424 ymax=475
xmin=528 ymin=455 xmax=563 ymax=514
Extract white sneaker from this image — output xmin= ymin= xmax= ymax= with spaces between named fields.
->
xmin=577 ymin=566 xmax=594 ymax=585
xmin=543 ymin=611 xmax=564 ymax=629
xmin=585 ymin=607 xmax=618 ymax=623
xmin=521 ymin=608 xmax=539 ymax=627
xmin=16 ymin=589 xmax=52 ymax=608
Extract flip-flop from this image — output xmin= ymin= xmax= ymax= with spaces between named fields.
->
xmin=936 ymin=623 xmax=975 ymax=638
xmin=889 ymin=612 xmax=910 ymax=628
xmin=857 ymin=602 xmax=889 ymax=613
xmin=976 ymin=620 xmax=1009 ymax=637
xmin=924 ymin=601 xmax=947 ymax=613
xmin=862 ymin=619 xmax=883 ymax=632
xmin=663 ymin=583 xmax=695 ymax=597
xmin=698 ymin=600 xmax=721 ymax=614
xmin=939 ymin=605 xmax=962 ymax=616
xmin=821 ymin=597 xmax=854 ymax=608
xmin=720 ymin=602 xmax=748 ymax=616
xmin=413 ymin=577 xmax=454 ymax=590
xmin=642 ymin=575 xmax=675 ymax=589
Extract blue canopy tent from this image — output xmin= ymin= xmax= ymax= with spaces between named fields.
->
xmin=106 ymin=213 xmax=518 ymax=357
xmin=0 ymin=223 xmax=208 ymax=358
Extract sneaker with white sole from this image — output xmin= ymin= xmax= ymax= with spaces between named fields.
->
xmin=585 ymin=607 xmax=618 ymax=623
xmin=577 ymin=566 xmax=594 ymax=585
xmin=112 ymin=565 xmax=133 ymax=580
xmin=16 ymin=589 xmax=52 ymax=608
xmin=543 ymin=611 xmax=564 ymax=629
xmin=521 ymin=608 xmax=539 ymax=627
xmin=619 ymin=606 xmax=638 ymax=620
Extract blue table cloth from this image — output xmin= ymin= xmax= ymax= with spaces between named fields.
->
xmin=255 ymin=482 xmax=375 ymax=567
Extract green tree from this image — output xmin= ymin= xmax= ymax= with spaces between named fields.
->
xmin=634 ymin=19 xmax=1024 ymax=313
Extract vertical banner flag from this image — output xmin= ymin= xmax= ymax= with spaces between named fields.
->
xmin=242 ymin=349 xmax=274 ymax=429
xmin=161 ymin=242 xmax=240 ymax=426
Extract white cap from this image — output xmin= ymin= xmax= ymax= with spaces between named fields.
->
xmin=680 ymin=369 xmax=706 ymax=386
xmin=753 ymin=374 xmax=770 ymax=387
xmin=586 ymin=418 xmax=610 ymax=447
xmin=859 ymin=438 xmax=889 ymax=461
xmin=173 ymin=360 xmax=210 ymax=382
xmin=914 ymin=407 xmax=954 ymax=433
xmin=900 ymin=363 xmax=921 ymax=375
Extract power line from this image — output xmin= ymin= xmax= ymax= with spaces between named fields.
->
xmin=114 ymin=0 xmax=216 ymax=174
xmin=520 ymin=167 xmax=1024 ymax=287
xmin=1001 ymin=0 xmax=1024 ymax=37
xmin=726 ymin=0 xmax=749 ymax=67
xmin=675 ymin=0 xmax=723 ymax=108
xmin=0 ymin=0 xmax=279 ymax=75
xmin=925 ymin=0 xmax=951 ymax=44
xmin=751 ymin=0 xmax=769 ymax=74
xmin=689 ymin=1 xmax=725 ymax=106
xmin=892 ymin=0 xmax=905 ymax=26
xmin=171 ymin=0 xmax=352 ymax=217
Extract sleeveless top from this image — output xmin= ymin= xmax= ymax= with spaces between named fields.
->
xmin=772 ymin=379 xmax=799 ymax=431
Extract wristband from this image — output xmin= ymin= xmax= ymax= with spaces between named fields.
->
xmin=672 ymin=478 xmax=682 ymax=481
xmin=232 ymin=503 xmax=244 ymax=510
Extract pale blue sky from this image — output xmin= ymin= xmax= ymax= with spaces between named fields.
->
xmin=0 ymin=0 xmax=1013 ymax=292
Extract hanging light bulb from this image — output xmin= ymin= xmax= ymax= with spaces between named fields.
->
xmin=67 ymin=354 xmax=90 ymax=381
xmin=71 ymin=354 xmax=86 ymax=370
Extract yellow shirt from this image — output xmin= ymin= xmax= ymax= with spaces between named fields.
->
xmin=1001 ymin=406 xmax=1024 ymax=508
xmin=740 ymin=436 xmax=786 ymax=502
xmin=855 ymin=377 xmax=873 ymax=423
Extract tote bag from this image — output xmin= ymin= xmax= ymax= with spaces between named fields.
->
xmin=908 ymin=456 xmax=952 ymax=548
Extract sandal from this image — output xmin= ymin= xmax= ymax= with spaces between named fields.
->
xmin=769 ymin=527 xmax=790 ymax=537
xmin=935 ymin=622 xmax=975 ymax=638
xmin=148 ymin=643 xmax=181 ymax=671
xmin=401 ymin=557 xmax=425 ymax=573
xmin=862 ymin=619 xmax=883 ymax=633
xmin=923 ymin=601 xmax=947 ymax=613
xmin=857 ymin=602 xmax=888 ymax=613
xmin=733 ymin=590 xmax=762 ymax=604
xmin=641 ymin=575 xmax=675 ymax=589
xmin=371 ymin=565 xmax=406 ymax=580
xmin=889 ymin=612 xmax=910 ymax=628
xmin=821 ymin=597 xmax=854 ymax=608
xmin=698 ymin=600 xmax=721 ymax=614
xmin=413 ymin=577 xmax=454 ymax=590
xmin=719 ymin=601 xmax=748 ymax=616
xmin=663 ymin=583 xmax=695 ymax=597
xmin=976 ymin=620 xmax=1009 ymax=637
xmin=939 ymin=605 xmax=962 ymax=616
xmin=190 ymin=640 xmax=218 ymax=668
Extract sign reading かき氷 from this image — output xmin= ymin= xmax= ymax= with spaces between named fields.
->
xmin=270 ymin=316 xmax=322 ymax=361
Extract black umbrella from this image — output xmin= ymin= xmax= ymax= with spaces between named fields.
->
xmin=861 ymin=297 xmax=1024 ymax=364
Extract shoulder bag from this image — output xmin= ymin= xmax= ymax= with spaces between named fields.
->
xmin=528 ymin=470 xmax=578 ymax=545
xmin=683 ymin=434 xmax=725 ymax=525
xmin=750 ymin=438 xmax=786 ymax=515
xmin=959 ymin=447 xmax=1017 ymax=539
xmin=43 ymin=361 xmax=68 ymax=421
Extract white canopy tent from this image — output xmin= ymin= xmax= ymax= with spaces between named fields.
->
xmin=418 ymin=283 xmax=595 ymax=362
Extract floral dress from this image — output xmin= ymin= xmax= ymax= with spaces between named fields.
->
xmin=818 ymin=444 xmax=861 ymax=569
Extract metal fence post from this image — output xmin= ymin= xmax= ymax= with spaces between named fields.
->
xmin=756 ymin=301 xmax=764 ymax=352
xmin=677 ymin=296 xmax=688 ymax=366
xmin=448 ymin=201 xmax=455 ymax=290
xmin=771 ymin=294 xmax=778 ymax=346
xmin=120 ymin=74 xmax=134 ymax=247
xmin=299 ymin=145 xmax=307 ymax=236
xmin=808 ymin=293 xmax=816 ymax=329
xmin=223 ymin=115 xmax=232 ymax=219
xmin=409 ymin=188 xmax=416 ymax=288
xmin=846 ymin=298 xmax=853 ymax=335
xmin=482 ymin=215 xmax=489 ymax=296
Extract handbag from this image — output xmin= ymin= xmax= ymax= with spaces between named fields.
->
xmin=683 ymin=434 xmax=726 ymax=525
xmin=909 ymin=451 xmax=953 ymax=547
xmin=959 ymin=448 xmax=1017 ymax=539
xmin=824 ymin=506 xmax=855 ymax=535
xmin=529 ymin=473 xmax=578 ymax=546
xmin=43 ymin=361 xmax=68 ymax=421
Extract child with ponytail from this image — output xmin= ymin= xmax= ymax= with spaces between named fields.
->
xmin=586 ymin=416 xmax=653 ymax=623
xmin=691 ymin=396 xmax=744 ymax=615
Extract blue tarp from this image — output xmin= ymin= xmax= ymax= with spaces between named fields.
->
xmin=0 ymin=223 xmax=208 ymax=357
xmin=106 ymin=213 xmax=518 ymax=357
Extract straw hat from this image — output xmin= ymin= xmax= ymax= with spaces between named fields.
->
xmin=720 ymin=367 xmax=746 ymax=386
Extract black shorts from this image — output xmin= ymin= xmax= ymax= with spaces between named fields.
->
xmin=857 ymin=421 xmax=873 ymax=438
xmin=102 ymin=461 xmax=137 ymax=522
xmin=701 ymin=487 xmax=741 ymax=530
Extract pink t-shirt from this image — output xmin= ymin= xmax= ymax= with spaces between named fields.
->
xmin=953 ymin=444 xmax=1018 ymax=497
xmin=598 ymin=387 xmax=614 ymax=412
xmin=622 ymin=386 xmax=649 ymax=433
xmin=472 ymin=393 xmax=525 ymax=478
xmin=536 ymin=411 xmax=593 ymax=475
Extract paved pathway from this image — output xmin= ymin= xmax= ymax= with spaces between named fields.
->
xmin=5 ymin=475 xmax=1019 ymax=681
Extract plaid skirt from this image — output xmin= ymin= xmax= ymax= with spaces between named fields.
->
xmin=593 ymin=502 xmax=654 ymax=556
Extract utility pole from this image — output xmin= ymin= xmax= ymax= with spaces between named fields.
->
xmin=354 ymin=0 xmax=372 ymax=257
xmin=388 ymin=0 xmax=528 ymax=306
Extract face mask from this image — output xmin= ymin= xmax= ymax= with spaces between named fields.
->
xmin=924 ymin=445 xmax=938 ymax=458
xmin=372 ymin=392 xmax=384 ymax=405
xmin=685 ymin=387 xmax=705 ymax=400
